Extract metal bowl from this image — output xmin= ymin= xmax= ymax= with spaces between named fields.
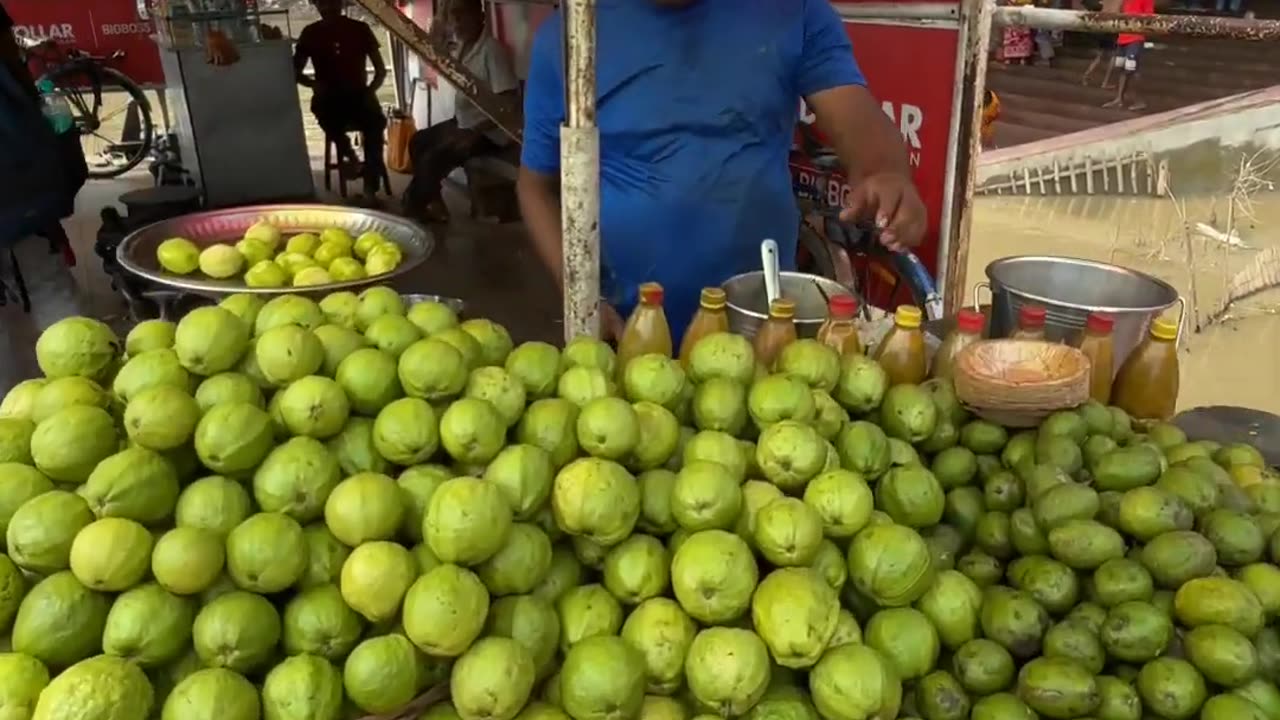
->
xmin=402 ymin=293 xmax=466 ymax=316
xmin=722 ymin=271 xmax=851 ymax=340
xmin=982 ymin=255 xmax=1182 ymax=368
xmin=117 ymin=204 xmax=434 ymax=297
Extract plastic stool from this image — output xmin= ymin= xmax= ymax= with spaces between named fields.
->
xmin=323 ymin=132 xmax=392 ymax=199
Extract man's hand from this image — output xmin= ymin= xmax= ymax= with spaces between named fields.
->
xmin=601 ymin=303 xmax=625 ymax=341
xmin=841 ymin=171 xmax=928 ymax=252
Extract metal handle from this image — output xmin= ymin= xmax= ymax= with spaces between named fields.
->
xmin=1173 ymin=295 xmax=1188 ymax=350
xmin=761 ymin=239 xmax=781 ymax=304
xmin=972 ymin=281 xmax=992 ymax=311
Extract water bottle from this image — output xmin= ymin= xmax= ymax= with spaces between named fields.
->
xmin=36 ymin=79 xmax=75 ymax=135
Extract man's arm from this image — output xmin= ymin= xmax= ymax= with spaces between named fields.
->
xmin=293 ymin=29 xmax=314 ymax=88
xmin=517 ymin=21 xmax=565 ymax=287
xmin=366 ymin=25 xmax=387 ymax=91
xmin=796 ymin=0 xmax=925 ymax=249
xmin=809 ymin=87 xmax=910 ymax=183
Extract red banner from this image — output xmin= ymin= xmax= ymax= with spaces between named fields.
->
xmin=847 ymin=19 xmax=960 ymax=280
xmin=797 ymin=7 xmax=962 ymax=285
xmin=5 ymin=0 xmax=165 ymax=86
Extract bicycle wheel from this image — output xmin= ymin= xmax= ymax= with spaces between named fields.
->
xmin=40 ymin=63 xmax=154 ymax=179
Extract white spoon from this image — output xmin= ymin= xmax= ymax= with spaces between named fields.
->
xmin=761 ymin=238 xmax=781 ymax=305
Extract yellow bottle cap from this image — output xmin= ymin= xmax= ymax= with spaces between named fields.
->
xmin=1150 ymin=317 xmax=1178 ymax=341
xmin=894 ymin=305 xmax=923 ymax=329
xmin=700 ymin=287 xmax=727 ymax=310
xmin=769 ymin=298 xmax=796 ymax=319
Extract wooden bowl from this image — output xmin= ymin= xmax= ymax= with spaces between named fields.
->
xmin=953 ymin=340 xmax=1091 ymax=428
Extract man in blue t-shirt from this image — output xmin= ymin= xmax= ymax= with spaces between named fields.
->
xmin=518 ymin=0 xmax=926 ymax=341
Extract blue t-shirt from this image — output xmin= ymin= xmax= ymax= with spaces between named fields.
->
xmin=522 ymin=0 xmax=865 ymax=341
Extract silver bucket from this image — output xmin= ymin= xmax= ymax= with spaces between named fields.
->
xmin=721 ymin=271 xmax=849 ymax=340
xmin=980 ymin=256 xmax=1183 ymax=368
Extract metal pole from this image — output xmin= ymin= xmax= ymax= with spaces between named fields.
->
xmin=943 ymin=0 xmax=994 ymax=315
xmin=994 ymin=6 xmax=1280 ymax=39
xmin=560 ymin=0 xmax=601 ymax=340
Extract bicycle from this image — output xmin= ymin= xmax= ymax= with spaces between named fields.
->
xmin=789 ymin=122 xmax=943 ymax=322
xmin=19 ymin=36 xmax=156 ymax=179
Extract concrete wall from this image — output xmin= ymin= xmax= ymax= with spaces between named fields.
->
xmin=978 ymin=86 xmax=1280 ymax=196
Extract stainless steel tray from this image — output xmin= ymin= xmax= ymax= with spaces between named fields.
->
xmin=116 ymin=204 xmax=434 ymax=297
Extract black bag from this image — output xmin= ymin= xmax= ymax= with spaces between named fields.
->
xmin=0 ymin=62 xmax=74 ymax=249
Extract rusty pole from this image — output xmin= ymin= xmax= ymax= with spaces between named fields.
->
xmin=559 ymin=0 xmax=601 ymax=341
xmin=995 ymin=6 xmax=1280 ymax=39
xmin=943 ymin=0 xmax=994 ymax=317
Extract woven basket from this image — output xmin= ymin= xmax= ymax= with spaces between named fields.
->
xmin=953 ymin=340 xmax=1091 ymax=428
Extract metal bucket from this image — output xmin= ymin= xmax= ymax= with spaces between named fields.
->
xmin=722 ymin=271 xmax=850 ymax=340
xmin=981 ymin=256 xmax=1183 ymax=367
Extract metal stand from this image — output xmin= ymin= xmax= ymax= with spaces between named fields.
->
xmin=560 ymin=0 xmax=601 ymax=341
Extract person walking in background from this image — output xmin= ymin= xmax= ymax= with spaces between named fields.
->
xmin=1103 ymin=0 xmax=1153 ymax=110
xmin=294 ymin=0 xmax=389 ymax=205
xmin=1081 ymin=0 xmax=1123 ymax=88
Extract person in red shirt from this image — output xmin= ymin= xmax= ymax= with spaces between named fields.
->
xmin=294 ymin=0 xmax=389 ymax=203
xmin=1104 ymin=0 xmax=1154 ymax=110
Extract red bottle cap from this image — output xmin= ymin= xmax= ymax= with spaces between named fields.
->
xmin=638 ymin=282 xmax=664 ymax=305
xmin=828 ymin=294 xmax=858 ymax=319
xmin=956 ymin=308 xmax=985 ymax=334
xmin=1086 ymin=312 xmax=1114 ymax=334
xmin=1019 ymin=304 xmax=1047 ymax=329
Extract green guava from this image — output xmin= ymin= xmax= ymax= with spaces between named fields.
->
xmin=506 ymin=341 xmax=562 ymax=399
xmin=174 ymin=306 xmax=250 ymax=376
xmin=397 ymin=339 xmax=468 ymax=403
xmin=402 ymin=563 xmax=490 ymax=656
xmin=255 ymin=295 xmax=325 ymax=335
xmin=262 ymin=654 xmax=345 ymax=720
xmin=101 ymin=582 xmax=195 ymax=666
xmin=29 ymin=405 xmax=117 ymax=483
xmin=112 ymin=348 xmax=190 ymax=404
xmin=123 ymin=384 xmax=201 ymax=451
xmin=278 ymin=375 xmax=350 ymax=439
xmin=324 ymin=472 xmax=405 ymax=546
xmin=31 ymin=655 xmax=152 ymax=720
xmin=552 ymin=458 xmax=641 ymax=547
xmin=191 ymin=590 xmax=281 ymax=673
xmin=35 ymin=316 xmax=120 ymax=382
xmin=174 ymin=475 xmax=252 ymax=536
xmin=339 ymin=541 xmax=416 ymax=622
xmin=460 ymin=318 xmax=515 ymax=367
xmin=225 ymin=512 xmax=307 ymax=592
xmin=69 ymin=517 xmax=153 ymax=591
xmin=80 ymin=446 xmax=180 ymax=523
xmin=282 ymin=583 xmax=363 ymax=660
xmin=252 ymin=436 xmax=341 ymax=522
xmin=194 ymin=402 xmax=274 ymax=475
xmin=151 ymin=526 xmax=225 ymax=595
xmin=407 ymin=300 xmax=459 ymax=335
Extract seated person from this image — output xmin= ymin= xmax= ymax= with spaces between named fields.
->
xmin=294 ymin=0 xmax=388 ymax=203
xmin=402 ymin=0 xmax=519 ymax=223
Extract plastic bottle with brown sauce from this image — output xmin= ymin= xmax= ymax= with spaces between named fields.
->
xmin=1112 ymin=317 xmax=1180 ymax=421
xmin=1010 ymin=304 xmax=1048 ymax=340
xmin=931 ymin=308 xmax=985 ymax=380
xmin=617 ymin=282 xmax=673 ymax=371
xmin=874 ymin=305 xmax=928 ymax=386
xmin=754 ymin=298 xmax=798 ymax=371
xmin=816 ymin=294 xmax=863 ymax=358
xmin=1075 ymin=312 xmax=1116 ymax=403
xmin=679 ymin=287 xmax=731 ymax=368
